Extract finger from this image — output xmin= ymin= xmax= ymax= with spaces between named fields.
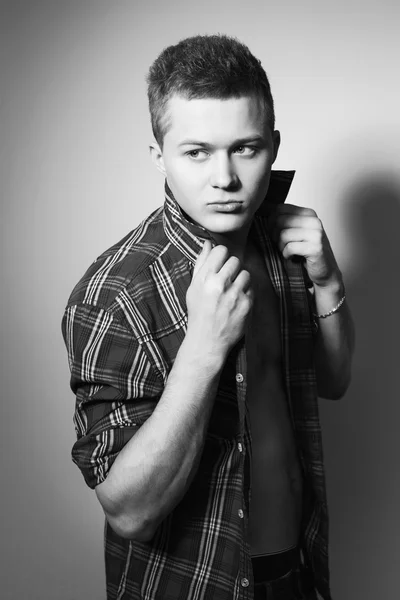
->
xmin=243 ymin=286 xmax=254 ymax=317
xmin=201 ymin=245 xmax=230 ymax=275
xmin=193 ymin=239 xmax=213 ymax=277
xmin=280 ymin=228 xmax=307 ymax=244
xmin=218 ymin=256 xmax=242 ymax=283
xmin=241 ymin=287 xmax=254 ymax=317
xmin=276 ymin=228 xmax=323 ymax=254
xmin=281 ymin=241 xmax=316 ymax=260
xmin=245 ymin=286 xmax=254 ymax=303
xmin=278 ymin=227 xmax=310 ymax=248
xmin=231 ymin=269 xmax=251 ymax=293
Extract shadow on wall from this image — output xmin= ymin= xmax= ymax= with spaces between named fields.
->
xmin=321 ymin=172 xmax=400 ymax=596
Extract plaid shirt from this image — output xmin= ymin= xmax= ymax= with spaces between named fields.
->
xmin=62 ymin=171 xmax=332 ymax=600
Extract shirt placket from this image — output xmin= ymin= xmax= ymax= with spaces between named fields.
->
xmin=235 ymin=338 xmax=253 ymax=599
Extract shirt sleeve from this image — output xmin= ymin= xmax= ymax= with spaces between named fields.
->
xmin=62 ymin=303 xmax=163 ymax=489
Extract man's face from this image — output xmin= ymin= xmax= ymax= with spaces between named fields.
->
xmin=151 ymin=94 xmax=280 ymax=239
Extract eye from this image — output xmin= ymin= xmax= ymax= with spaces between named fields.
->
xmin=186 ymin=149 xmax=208 ymax=159
xmin=233 ymin=146 xmax=257 ymax=156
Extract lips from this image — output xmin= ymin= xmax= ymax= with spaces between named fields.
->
xmin=208 ymin=201 xmax=243 ymax=213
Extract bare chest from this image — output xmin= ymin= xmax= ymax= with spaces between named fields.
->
xmin=245 ymin=249 xmax=282 ymax=377
xmin=244 ymin=248 xmax=292 ymax=450
xmin=244 ymin=245 xmax=302 ymax=553
xmin=244 ymin=245 xmax=294 ymax=435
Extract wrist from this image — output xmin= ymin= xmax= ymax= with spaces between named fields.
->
xmin=181 ymin=328 xmax=227 ymax=373
xmin=313 ymin=278 xmax=346 ymax=319
xmin=313 ymin=272 xmax=344 ymax=296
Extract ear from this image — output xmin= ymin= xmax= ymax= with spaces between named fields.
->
xmin=149 ymin=142 xmax=166 ymax=176
xmin=272 ymin=130 xmax=281 ymax=164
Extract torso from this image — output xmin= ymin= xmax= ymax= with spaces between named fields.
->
xmin=244 ymin=240 xmax=303 ymax=555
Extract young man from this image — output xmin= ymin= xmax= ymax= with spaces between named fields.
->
xmin=62 ymin=35 xmax=354 ymax=600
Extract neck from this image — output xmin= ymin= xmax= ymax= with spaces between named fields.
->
xmin=211 ymin=223 xmax=253 ymax=262
xmin=211 ymin=231 xmax=248 ymax=261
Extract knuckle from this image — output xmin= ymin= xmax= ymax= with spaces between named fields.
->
xmin=305 ymin=208 xmax=317 ymax=217
xmin=315 ymin=217 xmax=323 ymax=230
xmin=208 ymin=276 xmax=224 ymax=295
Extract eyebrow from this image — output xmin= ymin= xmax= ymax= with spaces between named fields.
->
xmin=178 ymin=135 xmax=266 ymax=148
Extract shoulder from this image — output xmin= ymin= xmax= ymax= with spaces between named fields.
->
xmin=65 ymin=206 xmax=183 ymax=316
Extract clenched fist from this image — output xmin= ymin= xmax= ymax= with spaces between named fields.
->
xmin=267 ymin=204 xmax=343 ymax=289
xmin=186 ymin=240 xmax=253 ymax=359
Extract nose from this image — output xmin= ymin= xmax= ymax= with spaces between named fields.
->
xmin=209 ymin=153 xmax=239 ymax=190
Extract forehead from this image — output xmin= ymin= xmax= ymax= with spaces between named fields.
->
xmin=163 ymin=94 xmax=268 ymax=145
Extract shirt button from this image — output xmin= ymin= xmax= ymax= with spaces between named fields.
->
xmin=241 ymin=578 xmax=249 ymax=588
xmin=236 ymin=373 xmax=244 ymax=383
xmin=237 ymin=442 xmax=243 ymax=453
xmin=238 ymin=509 xmax=244 ymax=519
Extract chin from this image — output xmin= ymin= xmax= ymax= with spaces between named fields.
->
xmin=205 ymin=215 xmax=250 ymax=233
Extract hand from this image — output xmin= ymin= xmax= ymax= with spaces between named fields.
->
xmin=186 ymin=241 xmax=253 ymax=357
xmin=267 ymin=204 xmax=343 ymax=289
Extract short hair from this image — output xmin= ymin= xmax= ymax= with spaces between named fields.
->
xmin=146 ymin=34 xmax=275 ymax=147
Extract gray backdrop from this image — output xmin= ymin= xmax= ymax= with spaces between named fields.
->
xmin=1 ymin=1 xmax=400 ymax=598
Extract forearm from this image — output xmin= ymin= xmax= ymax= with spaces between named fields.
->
xmin=313 ymin=279 xmax=355 ymax=399
xmin=95 ymin=333 xmax=225 ymax=540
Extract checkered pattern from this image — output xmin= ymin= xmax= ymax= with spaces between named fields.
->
xmin=62 ymin=172 xmax=332 ymax=600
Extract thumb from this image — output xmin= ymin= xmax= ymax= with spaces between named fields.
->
xmin=193 ymin=239 xmax=212 ymax=278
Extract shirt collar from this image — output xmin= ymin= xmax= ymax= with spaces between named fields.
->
xmin=163 ymin=170 xmax=295 ymax=264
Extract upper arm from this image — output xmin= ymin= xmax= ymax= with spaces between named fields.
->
xmin=62 ymin=303 xmax=162 ymax=489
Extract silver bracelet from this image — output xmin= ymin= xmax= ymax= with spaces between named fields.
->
xmin=313 ymin=293 xmax=346 ymax=319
